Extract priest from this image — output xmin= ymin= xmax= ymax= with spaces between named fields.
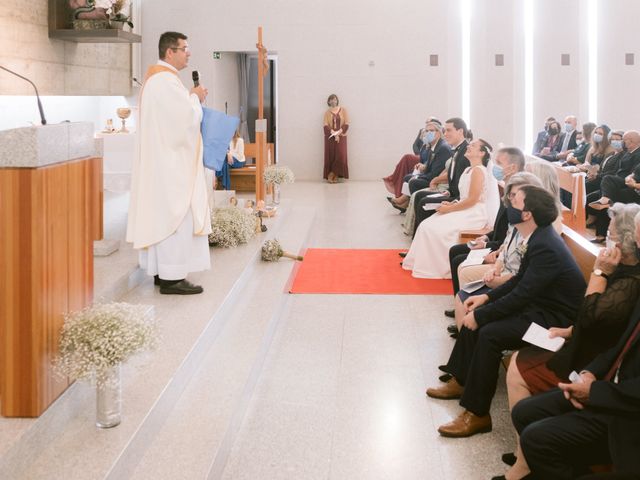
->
xmin=126 ymin=31 xmax=211 ymax=295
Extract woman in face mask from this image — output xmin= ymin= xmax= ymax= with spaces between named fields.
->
xmin=585 ymin=130 xmax=627 ymax=240
xmin=537 ymin=121 xmax=563 ymax=161
xmin=323 ymin=94 xmax=349 ymax=183
xmin=498 ymin=202 xmax=640 ymax=480
xmin=585 ymin=124 xmax=614 ymax=167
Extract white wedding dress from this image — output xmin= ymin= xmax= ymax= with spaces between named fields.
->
xmin=402 ymin=164 xmax=498 ymax=279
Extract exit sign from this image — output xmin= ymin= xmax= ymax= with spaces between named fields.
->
xmin=212 ymin=52 xmax=221 ymax=59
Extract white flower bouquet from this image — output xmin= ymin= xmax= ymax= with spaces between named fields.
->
xmin=261 ymin=239 xmax=303 ymax=261
xmin=263 ymin=165 xmax=294 ymax=185
xmin=54 ymin=302 xmax=157 ymax=387
xmin=209 ymin=206 xmax=257 ymax=247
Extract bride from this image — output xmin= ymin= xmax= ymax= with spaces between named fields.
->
xmin=402 ymin=138 xmax=500 ymax=279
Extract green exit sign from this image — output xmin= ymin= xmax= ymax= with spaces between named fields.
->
xmin=212 ymin=52 xmax=221 ymax=59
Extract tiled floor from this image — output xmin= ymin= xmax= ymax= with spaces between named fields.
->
xmin=218 ymin=181 xmax=515 ymax=480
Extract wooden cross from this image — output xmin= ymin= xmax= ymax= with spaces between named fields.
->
xmin=255 ymin=26 xmax=268 ymax=203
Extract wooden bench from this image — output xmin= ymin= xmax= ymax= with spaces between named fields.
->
xmin=229 ymin=143 xmax=274 ymax=192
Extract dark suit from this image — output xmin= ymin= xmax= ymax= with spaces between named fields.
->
xmin=412 ymin=140 xmax=470 ymax=234
xmin=404 ymin=139 xmax=452 ymax=194
xmin=443 ymin=225 xmax=586 ymax=417
xmin=532 ymin=129 xmax=548 ymax=156
xmin=513 ymin=298 xmax=640 ymax=479
xmin=448 ymin=202 xmax=509 ymax=294
xmin=615 ymin=147 xmax=640 ymax=178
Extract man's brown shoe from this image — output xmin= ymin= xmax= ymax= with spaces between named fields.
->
xmin=426 ymin=377 xmax=464 ymax=399
xmin=437 ymin=410 xmax=492 ymax=438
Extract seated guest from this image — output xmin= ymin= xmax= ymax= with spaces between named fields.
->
xmin=383 ymin=117 xmax=442 ymax=197
xmin=426 ymin=186 xmax=586 ymax=438
xmin=401 ymin=159 xmax=451 ymax=237
xmin=388 ymin=120 xmax=452 ymax=212
xmin=532 ymin=116 xmax=556 ymax=156
xmin=412 ymin=118 xmax=471 ymax=234
xmin=451 ymin=173 xmax=545 ymax=334
xmin=500 ymin=203 xmax=640 ymax=480
xmin=584 ymin=124 xmax=615 ymax=167
xmin=536 ymin=120 xmax=564 ymax=161
xmin=613 ymin=130 xmax=640 ymax=178
xmin=446 ymin=147 xmax=527 ymax=308
xmin=565 ymin=122 xmax=596 ymax=165
xmin=586 ymin=130 xmax=625 ymax=195
xmin=402 ymin=139 xmax=500 ymax=279
xmin=215 ymin=129 xmax=246 ymax=190
xmin=555 ymin=115 xmax=580 ymax=161
xmin=512 ymin=211 xmax=640 ymax=478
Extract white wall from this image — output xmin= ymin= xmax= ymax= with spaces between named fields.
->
xmin=0 ymin=96 xmax=138 ymax=132
xmin=140 ymin=0 xmax=640 ymax=180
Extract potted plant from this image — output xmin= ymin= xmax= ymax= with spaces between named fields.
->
xmin=54 ymin=302 xmax=157 ymax=428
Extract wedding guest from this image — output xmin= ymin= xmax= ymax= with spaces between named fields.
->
xmin=383 ymin=116 xmax=442 ymax=197
xmin=215 ymin=129 xmax=246 ymax=190
xmin=426 ymin=186 xmax=585 ymax=438
xmin=323 ymin=94 xmax=349 ymax=183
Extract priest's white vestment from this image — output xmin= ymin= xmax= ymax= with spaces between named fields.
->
xmin=126 ymin=61 xmax=211 ymax=280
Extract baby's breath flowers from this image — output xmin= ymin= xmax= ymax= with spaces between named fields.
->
xmin=263 ymin=165 xmax=294 ymax=185
xmin=54 ymin=302 xmax=157 ymax=387
xmin=208 ymin=207 xmax=257 ymax=247
xmin=261 ymin=239 xmax=303 ymax=261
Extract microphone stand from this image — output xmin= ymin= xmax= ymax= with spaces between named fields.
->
xmin=0 ymin=65 xmax=47 ymax=125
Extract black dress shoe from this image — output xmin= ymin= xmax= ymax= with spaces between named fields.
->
xmin=439 ymin=372 xmax=453 ymax=382
xmin=447 ymin=324 xmax=458 ymax=334
xmin=154 ymin=275 xmax=161 ymax=286
xmin=491 ymin=476 xmax=506 ymax=480
xmin=444 ymin=309 xmax=455 ymax=318
xmin=501 ymin=452 xmax=517 ymax=466
xmin=159 ymin=279 xmax=204 ymax=295
xmin=449 ymin=331 xmax=459 ymax=339
xmin=398 ymin=252 xmax=407 ymax=258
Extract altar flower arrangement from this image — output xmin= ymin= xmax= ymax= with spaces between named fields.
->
xmin=54 ymin=302 xmax=157 ymax=387
xmin=263 ymin=165 xmax=294 ymax=185
xmin=261 ymin=239 xmax=303 ymax=262
xmin=209 ymin=206 xmax=257 ymax=247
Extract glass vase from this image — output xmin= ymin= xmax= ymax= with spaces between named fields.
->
xmin=271 ymin=183 xmax=281 ymax=205
xmin=96 ymin=364 xmax=121 ymax=428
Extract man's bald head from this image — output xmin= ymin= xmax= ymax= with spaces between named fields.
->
xmin=623 ymin=131 xmax=640 ymax=151
xmin=564 ymin=115 xmax=577 ymax=130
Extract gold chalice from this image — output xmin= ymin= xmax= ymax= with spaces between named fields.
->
xmin=116 ymin=107 xmax=131 ymax=133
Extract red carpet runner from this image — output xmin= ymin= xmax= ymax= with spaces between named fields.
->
xmin=288 ymin=249 xmax=453 ymax=295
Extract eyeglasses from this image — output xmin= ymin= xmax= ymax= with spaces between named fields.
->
xmin=171 ymin=46 xmax=190 ymax=52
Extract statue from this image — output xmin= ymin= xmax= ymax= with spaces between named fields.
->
xmin=68 ymin=0 xmax=108 ymax=20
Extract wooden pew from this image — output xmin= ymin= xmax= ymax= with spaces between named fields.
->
xmin=229 ymin=143 xmax=274 ymax=192
xmin=553 ymin=164 xmax=587 ymax=234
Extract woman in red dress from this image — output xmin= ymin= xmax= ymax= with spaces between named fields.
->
xmin=323 ymin=94 xmax=349 ymax=183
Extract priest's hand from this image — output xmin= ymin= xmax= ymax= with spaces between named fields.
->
xmin=191 ymin=85 xmax=208 ymax=103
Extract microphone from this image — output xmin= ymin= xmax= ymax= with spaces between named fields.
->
xmin=192 ymin=70 xmax=200 ymax=87
xmin=0 ymin=65 xmax=47 ymax=125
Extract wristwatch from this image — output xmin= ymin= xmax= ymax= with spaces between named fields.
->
xmin=593 ymin=268 xmax=609 ymax=280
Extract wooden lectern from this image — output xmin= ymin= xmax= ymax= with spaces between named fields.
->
xmin=0 ymin=123 xmax=103 ymax=417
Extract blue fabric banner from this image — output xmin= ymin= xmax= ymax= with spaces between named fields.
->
xmin=201 ymin=107 xmax=240 ymax=171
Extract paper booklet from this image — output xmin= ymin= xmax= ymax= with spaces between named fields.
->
xmin=458 ymin=248 xmax=491 ymax=268
xmin=427 ymin=193 xmax=447 ymax=198
xmin=422 ymin=202 xmax=442 ymax=211
xmin=461 ymin=279 xmax=486 ymax=294
xmin=522 ymin=323 xmax=565 ymax=352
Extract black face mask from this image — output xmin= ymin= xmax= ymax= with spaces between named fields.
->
xmin=548 ymin=127 xmax=560 ymax=135
xmin=507 ymin=205 xmax=525 ymax=225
